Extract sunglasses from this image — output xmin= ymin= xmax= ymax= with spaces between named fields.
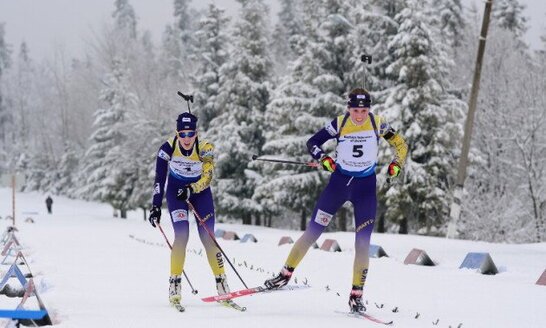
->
xmin=178 ymin=131 xmax=196 ymax=138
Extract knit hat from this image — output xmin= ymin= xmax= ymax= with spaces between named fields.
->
xmin=176 ymin=112 xmax=198 ymax=131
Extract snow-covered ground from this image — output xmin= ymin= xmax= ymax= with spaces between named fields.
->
xmin=0 ymin=188 xmax=545 ymax=328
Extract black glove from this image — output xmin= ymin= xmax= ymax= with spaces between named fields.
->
xmin=176 ymin=186 xmax=193 ymax=201
xmin=148 ymin=206 xmax=161 ymax=227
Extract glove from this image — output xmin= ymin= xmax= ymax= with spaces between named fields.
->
xmin=176 ymin=185 xmax=193 ymax=201
xmin=320 ymin=155 xmax=336 ymax=173
xmin=388 ymin=162 xmax=401 ymax=178
xmin=148 ymin=206 xmax=161 ymax=227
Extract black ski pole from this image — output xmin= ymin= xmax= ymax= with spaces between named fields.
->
xmin=251 ymin=154 xmax=321 ymax=167
xmin=158 ymin=223 xmax=198 ymax=295
xmin=186 ymin=200 xmax=249 ymax=289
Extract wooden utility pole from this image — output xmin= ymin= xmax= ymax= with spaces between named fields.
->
xmin=447 ymin=0 xmax=494 ymax=238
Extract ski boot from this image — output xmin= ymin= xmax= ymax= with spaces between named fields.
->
xmin=169 ymin=275 xmax=184 ymax=312
xmin=264 ymin=265 xmax=294 ymax=290
xmin=215 ymin=274 xmax=246 ymax=311
xmin=348 ymin=285 xmax=366 ymax=313
xmin=215 ymin=274 xmax=231 ymax=295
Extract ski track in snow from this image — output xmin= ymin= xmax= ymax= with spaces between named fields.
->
xmin=0 ymin=189 xmax=545 ymax=328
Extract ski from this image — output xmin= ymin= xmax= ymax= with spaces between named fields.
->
xmin=201 ymin=284 xmax=310 ymax=302
xmin=219 ymin=299 xmax=247 ymax=312
xmin=336 ymin=310 xmax=393 ymax=325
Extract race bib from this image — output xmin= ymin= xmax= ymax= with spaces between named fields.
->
xmin=169 ymin=156 xmax=203 ymax=179
xmin=336 ymin=130 xmax=377 ymax=173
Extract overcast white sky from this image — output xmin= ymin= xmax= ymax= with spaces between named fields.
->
xmin=0 ymin=0 xmax=544 ymax=61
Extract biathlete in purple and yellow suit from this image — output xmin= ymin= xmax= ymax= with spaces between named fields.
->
xmin=264 ymin=88 xmax=408 ymax=313
xmin=148 ymin=112 xmax=231 ymax=308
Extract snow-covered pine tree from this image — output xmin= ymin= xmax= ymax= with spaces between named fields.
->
xmin=50 ymin=142 xmax=80 ymax=196
xmin=371 ymin=0 xmax=402 ymax=19
xmin=316 ymin=0 xmax=361 ymax=96
xmin=447 ymin=0 xmax=486 ymax=104
xmin=542 ymin=20 xmax=546 ymax=50
xmin=174 ymin=0 xmax=194 ymax=46
xmin=0 ymin=23 xmax=11 ymax=174
xmin=12 ymin=43 xmax=32 ymax=145
xmin=22 ymin=151 xmax=54 ymax=192
xmin=0 ymin=22 xmax=8 ymax=82
xmin=378 ymin=0 xmax=464 ymax=235
xmin=270 ymin=0 xmax=303 ymax=76
xmin=65 ymin=56 xmax=102 ymax=149
xmin=540 ymin=20 xmax=546 ymax=58
xmin=351 ymin=1 xmax=397 ymax=91
xmin=254 ymin=0 xmax=327 ymax=230
xmin=113 ymin=0 xmax=137 ymax=39
xmin=78 ymin=57 xmax=138 ymax=218
xmin=174 ymin=0 xmax=198 ymax=80
xmin=130 ymin=29 xmax=170 ymax=122
xmin=127 ymin=99 xmax=173 ymax=221
xmin=191 ymin=4 xmax=230 ymax=130
xmin=160 ymin=24 xmax=184 ymax=80
xmin=128 ymin=143 xmax=156 ymax=221
xmin=3 ymin=42 xmax=38 ymax=182
xmin=431 ymin=0 xmax=465 ymax=48
xmin=159 ymin=0 xmax=198 ymax=85
xmin=126 ymin=106 xmax=163 ymax=221
xmin=209 ymin=0 xmax=272 ymax=225
xmin=493 ymin=0 xmax=528 ymax=38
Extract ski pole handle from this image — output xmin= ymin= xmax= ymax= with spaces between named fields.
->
xmin=251 ymin=155 xmax=320 ymax=167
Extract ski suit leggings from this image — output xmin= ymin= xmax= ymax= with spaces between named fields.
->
xmin=284 ymin=171 xmax=377 ymax=287
xmin=166 ymin=179 xmax=225 ymax=277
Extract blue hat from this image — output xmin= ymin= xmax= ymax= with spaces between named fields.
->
xmin=177 ymin=112 xmax=198 ymax=131
xmin=347 ymin=93 xmax=371 ymax=108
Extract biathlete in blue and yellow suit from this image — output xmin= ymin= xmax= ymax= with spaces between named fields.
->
xmin=148 ymin=112 xmax=231 ymax=308
xmin=264 ymin=88 xmax=408 ymax=313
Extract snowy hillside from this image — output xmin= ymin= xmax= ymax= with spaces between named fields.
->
xmin=0 ymin=188 xmax=545 ymax=328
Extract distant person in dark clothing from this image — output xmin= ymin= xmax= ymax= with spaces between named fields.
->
xmin=45 ymin=196 xmax=53 ymax=214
